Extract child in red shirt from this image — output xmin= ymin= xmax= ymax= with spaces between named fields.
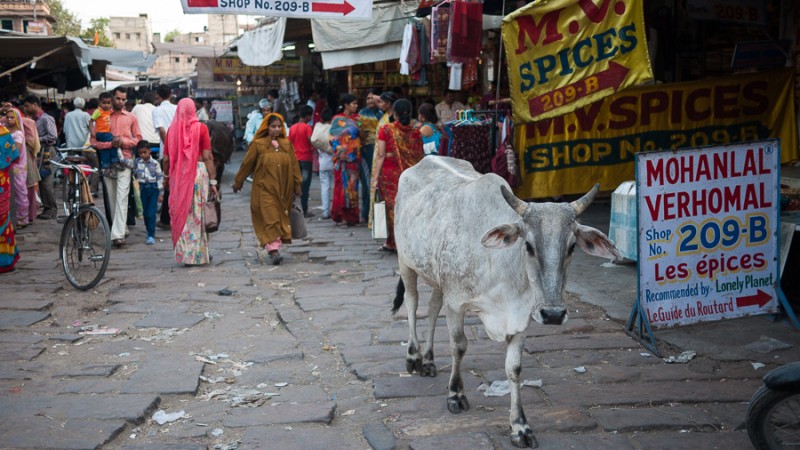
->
xmin=288 ymin=105 xmax=314 ymax=216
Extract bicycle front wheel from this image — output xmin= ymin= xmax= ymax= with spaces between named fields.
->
xmin=60 ymin=206 xmax=111 ymax=290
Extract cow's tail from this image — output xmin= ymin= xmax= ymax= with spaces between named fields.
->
xmin=391 ymin=278 xmax=405 ymax=314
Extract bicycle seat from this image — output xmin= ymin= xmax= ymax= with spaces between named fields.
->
xmin=64 ymin=155 xmax=88 ymax=164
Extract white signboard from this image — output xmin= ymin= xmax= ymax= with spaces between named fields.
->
xmin=636 ymin=140 xmax=780 ymax=328
xmin=211 ymin=100 xmax=233 ymax=124
xmin=180 ymin=0 xmax=372 ymax=19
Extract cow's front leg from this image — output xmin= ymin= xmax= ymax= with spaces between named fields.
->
xmin=420 ymin=288 xmax=443 ymax=377
xmin=445 ymin=305 xmax=469 ymax=414
xmin=507 ymin=333 xmax=536 ymax=448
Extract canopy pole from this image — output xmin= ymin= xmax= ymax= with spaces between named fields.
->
xmin=0 ymin=45 xmax=67 ymax=79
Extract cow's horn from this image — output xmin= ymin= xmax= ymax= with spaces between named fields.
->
xmin=501 ymin=186 xmax=528 ymax=216
xmin=571 ymin=183 xmax=600 ymax=215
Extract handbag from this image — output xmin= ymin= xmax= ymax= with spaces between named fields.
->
xmin=290 ymin=199 xmax=307 ymax=239
xmin=205 ymin=191 xmax=219 ymax=233
xmin=372 ymin=189 xmax=388 ymax=240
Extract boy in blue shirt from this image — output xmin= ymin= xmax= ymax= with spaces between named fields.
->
xmin=133 ymin=140 xmax=164 ymax=245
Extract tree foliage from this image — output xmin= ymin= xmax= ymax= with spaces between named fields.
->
xmin=80 ymin=18 xmax=114 ymax=48
xmin=48 ymin=0 xmax=82 ymax=36
xmin=164 ymin=29 xmax=181 ymax=43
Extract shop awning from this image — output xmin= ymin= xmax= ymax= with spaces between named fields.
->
xmin=235 ymin=17 xmax=286 ymax=67
xmin=312 ymin=2 xmax=409 ymax=69
xmin=152 ymin=42 xmax=227 ymax=58
xmin=0 ymin=34 xmax=93 ymax=91
xmin=88 ymin=47 xmax=158 ymax=73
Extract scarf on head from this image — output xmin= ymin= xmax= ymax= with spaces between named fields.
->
xmin=167 ymin=98 xmax=206 ymax=246
xmin=252 ymin=112 xmax=292 ymax=154
xmin=21 ymin=116 xmax=39 ymax=155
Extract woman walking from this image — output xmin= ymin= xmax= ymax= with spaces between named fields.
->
xmin=0 ymin=124 xmax=21 ymax=272
xmin=3 ymin=109 xmax=28 ymax=227
xmin=232 ymin=113 xmax=301 ymax=265
xmin=162 ymin=98 xmax=218 ymax=265
xmin=371 ymin=99 xmax=424 ymax=252
xmin=329 ymin=94 xmax=362 ymax=226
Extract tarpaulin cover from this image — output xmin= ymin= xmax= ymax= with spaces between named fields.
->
xmin=236 ymin=18 xmax=287 ymax=67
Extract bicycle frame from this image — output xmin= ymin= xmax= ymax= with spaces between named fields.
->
xmin=51 ymin=147 xmax=95 ymax=220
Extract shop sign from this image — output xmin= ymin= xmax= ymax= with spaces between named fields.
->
xmin=181 ymin=0 xmax=372 ymax=19
xmin=211 ymin=100 xmax=233 ymax=123
xmin=502 ymin=0 xmax=653 ymax=123
xmin=213 ymin=57 xmax=301 ymax=77
xmin=512 ymin=68 xmax=798 ymax=199
xmin=635 ymin=140 xmax=780 ymax=328
xmin=686 ymin=0 xmax=767 ymax=26
xmin=26 ymin=21 xmax=47 ymax=35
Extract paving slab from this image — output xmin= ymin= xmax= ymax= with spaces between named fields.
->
xmin=0 ymin=310 xmax=50 ymax=328
xmin=223 ymin=400 xmax=337 ymax=427
xmin=134 ymin=312 xmax=205 ymax=328
xmin=122 ymin=352 xmax=204 ymax=395
xmin=0 ymin=417 xmax=126 ymax=450
xmin=240 ymin=424 xmax=363 ymax=449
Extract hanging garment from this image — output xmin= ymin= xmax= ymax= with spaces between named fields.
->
xmin=406 ymin=22 xmax=422 ymax=75
xmin=462 ymin=59 xmax=479 ymax=90
xmin=400 ymin=23 xmax=413 ymax=75
xmin=447 ymin=0 xmax=482 ymax=62
xmin=450 ymin=123 xmax=492 ymax=174
xmin=237 ymin=18 xmax=287 ymax=67
xmin=449 ymin=62 xmax=463 ymax=90
xmin=431 ymin=3 xmax=450 ymax=63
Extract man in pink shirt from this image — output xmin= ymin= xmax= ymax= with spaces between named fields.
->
xmin=288 ymin=105 xmax=314 ymax=217
xmin=90 ymin=87 xmax=142 ymax=247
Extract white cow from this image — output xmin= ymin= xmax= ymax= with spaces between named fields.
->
xmin=392 ymin=156 xmax=621 ymax=448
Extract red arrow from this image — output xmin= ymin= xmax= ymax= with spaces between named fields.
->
xmin=736 ymin=289 xmax=772 ymax=308
xmin=312 ymin=0 xmax=355 ymax=15
xmin=528 ymin=61 xmax=630 ymax=117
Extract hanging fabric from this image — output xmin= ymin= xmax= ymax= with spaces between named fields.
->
xmin=445 ymin=112 xmax=494 ymax=174
xmin=447 ymin=0 xmax=482 ymax=63
xmin=431 ymin=3 xmax=450 ymax=63
xmin=462 ymin=59 xmax=479 ymax=90
xmin=406 ymin=22 xmax=422 ymax=75
xmin=399 ymin=22 xmax=413 ymax=75
xmin=449 ymin=62 xmax=463 ymax=90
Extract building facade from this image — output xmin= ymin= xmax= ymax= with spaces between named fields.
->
xmin=109 ymin=14 xmax=152 ymax=52
xmin=0 ymin=0 xmax=54 ymax=35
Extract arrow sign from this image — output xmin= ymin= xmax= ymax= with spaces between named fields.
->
xmin=528 ymin=61 xmax=631 ymax=118
xmin=736 ymin=289 xmax=772 ymax=308
xmin=312 ymin=0 xmax=355 ymax=15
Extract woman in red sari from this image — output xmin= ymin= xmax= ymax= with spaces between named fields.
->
xmin=162 ymin=98 xmax=218 ymax=265
xmin=329 ymin=94 xmax=362 ymax=226
xmin=371 ymin=99 xmax=424 ymax=252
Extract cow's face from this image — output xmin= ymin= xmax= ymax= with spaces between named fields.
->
xmin=481 ymin=184 xmax=621 ymax=326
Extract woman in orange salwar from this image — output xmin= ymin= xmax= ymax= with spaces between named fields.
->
xmin=232 ymin=113 xmax=301 ymax=265
xmin=371 ymin=99 xmax=423 ymax=252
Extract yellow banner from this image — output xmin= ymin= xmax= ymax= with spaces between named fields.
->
xmin=513 ymin=69 xmax=799 ymax=199
xmin=502 ymin=0 xmax=653 ymax=123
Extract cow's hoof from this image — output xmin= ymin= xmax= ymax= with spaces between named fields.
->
xmin=510 ymin=426 xmax=537 ymax=448
xmin=406 ymin=357 xmax=422 ymax=374
xmin=447 ymin=394 xmax=470 ymax=414
xmin=420 ymin=362 xmax=437 ymax=377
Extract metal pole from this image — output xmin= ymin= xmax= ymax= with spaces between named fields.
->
xmin=0 ymin=45 xmax=66 ymax=79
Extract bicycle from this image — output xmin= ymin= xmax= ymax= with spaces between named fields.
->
xmin=50 ymin=147 xmax=111 ymax=290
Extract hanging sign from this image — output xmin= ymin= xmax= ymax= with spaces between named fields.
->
xmin=181 ymin=0 xmax=372 ymax=19
xmin=512 ymin=68 xmax=798 ymax=199
xmin=636 ymin=140 xmax=780 ymax=328
xmin=686 ymin=0 xmax=767 ymax=26
xmin=502 ymin=0 xmax=653 ymax=123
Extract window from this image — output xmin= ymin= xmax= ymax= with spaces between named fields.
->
xmin=1 ymin=19 xmax=13 ymax=31
xmin=135 ymin=33 xmax=140 ymax=39
xmin=22 ymin=20 xmax=29 ymax=33
xmin=125 ymin=33 xmax=131 ymax=39
xmin=174 ymin=57 xmax=180 ymax=63
xmin=114 ymin=32 xmax=120 ymax=39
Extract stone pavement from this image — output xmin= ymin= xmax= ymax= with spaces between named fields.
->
xmin=1 ymin=150 xmax=798 ymax=449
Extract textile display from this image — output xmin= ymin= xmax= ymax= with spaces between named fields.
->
xmin=447 ymin=123 xmax=492 ymax=174
xmin=447 ymin=0 xmax=482 ymax=62
xmin=431 ymin=3 xmax=450 ymax=63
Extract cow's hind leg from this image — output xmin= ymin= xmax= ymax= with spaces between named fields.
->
xmin=399 ymin=268 xmax=423 ymax=374
xmin=445 ymin=303 xmax=469 ymax=414
xmin=506 ymin=333 xmax=537 ymax=448
xmin=419 ymin=288 xmax=443 ymax=377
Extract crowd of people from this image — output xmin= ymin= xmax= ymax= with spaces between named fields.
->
xmin=0 ymin=83 xmax=453 ymax=273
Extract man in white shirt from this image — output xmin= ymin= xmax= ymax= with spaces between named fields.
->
xmin=131 ymin=92 xmax=160 ymax=157
xmin=435 ymin=89 xmax=466 ymax=127
xmin=152 ymin=84 xmax=177 ymax=229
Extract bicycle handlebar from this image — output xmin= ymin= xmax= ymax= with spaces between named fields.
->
xmin=51 ymin=158 xmax=98 ymax=173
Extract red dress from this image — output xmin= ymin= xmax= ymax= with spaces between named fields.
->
xmin=376 ymin=122 xmax=423 ymax=249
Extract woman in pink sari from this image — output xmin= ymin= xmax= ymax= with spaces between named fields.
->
xmin=162 ymin=98 xmax=218 ymax=265
xmin=2 ymin=109 xmax=28 ymax=227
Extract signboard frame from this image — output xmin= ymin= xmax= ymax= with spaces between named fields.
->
xmin=625 ymin=139 xmax=799 ymax=354
xmin=180 ymin=0 xmax=372 ymax=20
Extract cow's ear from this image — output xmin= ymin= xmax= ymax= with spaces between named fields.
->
xmin=481 ymin=223 xmax=522 ymax=249
xmin=575 ymin=224 xmax=623 ymax=260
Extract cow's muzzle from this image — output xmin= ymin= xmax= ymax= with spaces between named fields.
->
xmin=540 ymin=307 xmax=567 ymax=325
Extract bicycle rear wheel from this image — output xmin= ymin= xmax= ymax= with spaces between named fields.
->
xmin=60 ymin=206 xmax=111 ymax=290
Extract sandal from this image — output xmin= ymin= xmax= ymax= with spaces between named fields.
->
xmin=378 ymin=245 xmax=397 ymax=253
